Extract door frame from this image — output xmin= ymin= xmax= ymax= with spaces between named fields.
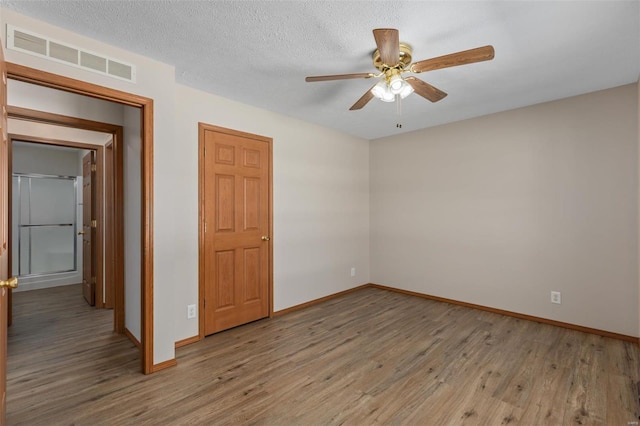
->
xmin=6 ymin=63 xmax=155 ymax=374
xmin=8 ymin=133 xmax=108 ymax=310
xmin=197 ymin=122 xmax=273 ymax=340
xmin=8 ymin=107 xmax=123 ymax=316
xmin=104 ymin=140 xmax=115 ymax=309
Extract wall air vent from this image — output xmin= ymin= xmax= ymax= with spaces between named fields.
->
xmin=6 ymin=25 xmax=136 ymax=83
xmin=108 ymin=59 xmax=132 ymax=80
xmin=49 ymin=41 xmax=79 ymax=64
xmin=80 ymin=51 xmax=107 ymax=73
xmin=12 ymin=29 xmax=46 ymax=55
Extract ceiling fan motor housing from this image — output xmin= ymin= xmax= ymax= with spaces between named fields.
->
xmin=373 ymin=42 xmax=413 ymax=71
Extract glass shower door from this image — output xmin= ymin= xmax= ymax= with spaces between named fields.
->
xmin=13 ymin=174 xmax=77 ymax=276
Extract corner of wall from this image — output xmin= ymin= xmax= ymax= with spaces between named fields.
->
xmin=637 ymin=75 xmax=640 ymax=341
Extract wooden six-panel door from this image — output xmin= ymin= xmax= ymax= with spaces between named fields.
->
xmin=201 ymin=125 xmax=271 ymax=335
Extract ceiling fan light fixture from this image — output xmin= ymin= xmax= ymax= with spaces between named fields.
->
xmin=388 ymin=74 xmax=404 ymax=94
xmin=305 ymin=29 xmax=495 ymax=111
xmin=399 ymin=81 xmax=414 ymax=99
xmin=372 ymin=80 xmax=395 ymax=102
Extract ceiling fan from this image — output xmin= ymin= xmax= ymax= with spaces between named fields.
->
xmin=305 ymin=28 xmax=495 ymax=111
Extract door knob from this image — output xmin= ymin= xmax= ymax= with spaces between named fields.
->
xmin=78 ymin=231 xmax=85 ymax=235
xmin=261 ymin=236 xmax=271 ymax=241
xmin=0 ymin=276 xmax=18 ymax=289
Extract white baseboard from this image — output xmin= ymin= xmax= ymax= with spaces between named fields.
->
xmin=13 ymin=272 xmax=82 ymax=292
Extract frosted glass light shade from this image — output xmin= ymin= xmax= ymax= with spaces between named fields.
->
xmin=372 ymin=80 xmax=395 ymax=102
xmin=389 ymin=74 xmax=404 ymax=94
xmin=399 ymin=82 xmax=414 ymax=99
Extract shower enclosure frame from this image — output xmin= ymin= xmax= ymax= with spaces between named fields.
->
xmin=13 ymin=172 xmax=79 ymax=278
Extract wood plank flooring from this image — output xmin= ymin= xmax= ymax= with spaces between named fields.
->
xmin=6 ymin=284 xmax=640 ymax=424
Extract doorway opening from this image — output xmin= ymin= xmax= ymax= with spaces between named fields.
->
xmin=8 ymin=136 xmax=110 ymax=304
xmin=7 ymin=111 xmax=121 ymax=333
xmin=6 ymin=63 xmax=154 ymax=373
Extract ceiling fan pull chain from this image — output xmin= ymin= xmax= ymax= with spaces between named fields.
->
xmin=396 ymin=94 xmax=403 ymax=128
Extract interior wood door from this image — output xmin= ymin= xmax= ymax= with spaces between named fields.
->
xmin=0 ymin=37 xmax=10 ymax=425
xmin=202 ymin=126 xmax=271 ymax=335
xmin=81 ymin=152 xmax=95 ymax=306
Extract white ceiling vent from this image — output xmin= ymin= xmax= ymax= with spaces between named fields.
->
xmin=6 ymin=25 xmax=136 ymax=83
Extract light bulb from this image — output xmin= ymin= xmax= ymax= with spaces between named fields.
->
xmin=371 ymin=80 xmax=387 ymax=99
xmin=399 ymin=81 xmax=414 ymax=99
xmin=372 ymin=80 xmax=395 ymax=102
xmin=381 ymin=88 xmax=395 ymax=102
xmin=389 ymin=74 xmax=404 ymax=94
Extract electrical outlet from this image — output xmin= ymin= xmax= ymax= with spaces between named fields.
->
xmin=550 ymin=291 xmax=561 ymax=305
xmin=350 ymin=267 xmax=356 ymax=277
xmin=187 ymin=304 xmax=197 ymax=319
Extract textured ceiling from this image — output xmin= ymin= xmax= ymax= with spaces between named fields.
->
xmin=2 ymin=1 xmax=639 ymax=140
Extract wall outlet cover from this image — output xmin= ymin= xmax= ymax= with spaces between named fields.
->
xmin=187 ymin=304 xmax=197 ymax=319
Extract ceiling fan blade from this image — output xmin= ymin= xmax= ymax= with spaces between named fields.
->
xmin=411 ymin=45 xmax=495 ymax=73
xmin=305 ymin=73 xmax=374 ymax=82
xmin=405 ymin=77 xmax=447 ymax=102
xmin=373 ymin=28 xmax=400 ymax=66
xmin=349 ymin=84 xmax=377 ymax=110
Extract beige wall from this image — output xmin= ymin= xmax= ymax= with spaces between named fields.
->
xmin=123 ymin=105 xmax=142 ymax=342
xmin=8 ymin=79 xmax=125 ymax=125
xmin=0 ymin=7 xmax=371 ymax=359
xmin=9 ymin=115 xmax=113 ymax=146
xmin=173 ymin=84 xmax=371 ymax=342
xmin=1 ymin=7 xmax=176 ymax=363
xmin=13 ymin=141 xmax=80 ymax=176
xmin=371 ymin=84 xmax=639 ymax=336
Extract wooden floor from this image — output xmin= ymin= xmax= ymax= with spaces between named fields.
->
xmin=6 ymin=284 xmax=640 ymax=424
